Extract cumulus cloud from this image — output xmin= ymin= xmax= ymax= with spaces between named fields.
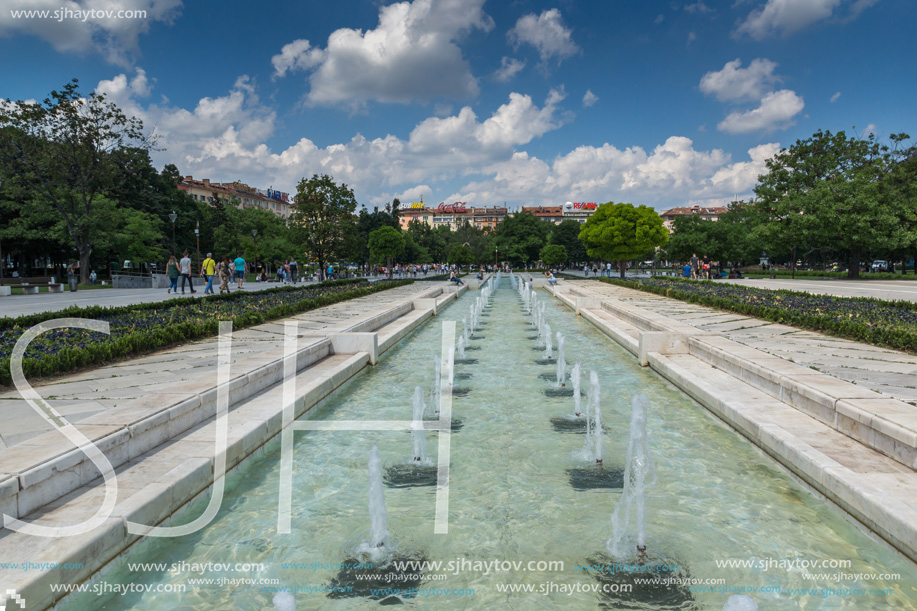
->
xmin=493 ymin=57 xmax=525 ymax=82
xmin=508 ymin=9 xmax=580 ymax=66
xmin=582 ymin=90 xmax=599 ymax=107
xmin=685 ymin=2 xmax=715 ymax=13
xmin=104 ymin=71 xmax=777 ymax=209
xmin=717 ymin=89 xmax=804 ymax=133
xmin=700 ymin=58 xmax=780 ymax=102
xmin=271 ymin=39 xmax=324 ymax=78
xmin=444 ymin=137 xmax=777 ymax=206
xmin=734 ymin=0 xmax=876 ymax=39
xmin=270 ymin=0 xmax=493 ymax=107
xmin=0 ymin=0 xmax=182 ymax=66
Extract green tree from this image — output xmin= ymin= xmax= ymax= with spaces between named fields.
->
xmin=663 ymin=215 xmax=725 ymax=262
xmin=539 ymin=244 xmax=567 ymax=267
xmin=369 ymin=226 xmax=406 ymax=277
xmin=494 ymin=211 xmax=550 ymax=264
xmin=550 ymin=220 xmax=588 ymax=263
xmin=752 ymin=130 xmax=915 ymax=278
xmin=447 ymin=244 xmax=473 ymax=267
xmin=0 ymin=80 xmax=149 ymax=282
xmin=578 ymin=202 xmax=669 ymax=278
xmin=289 ymin=174 xmax=358 ymax=280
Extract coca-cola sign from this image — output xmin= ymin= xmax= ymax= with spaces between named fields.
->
xmin=437 ymin=202 xmax=467 ymax=213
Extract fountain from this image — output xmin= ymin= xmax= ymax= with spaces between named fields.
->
xmin=329 ymin=446 xmax=425 ymax=603
xmin=412 ymin=386 xmax=429 ymax=463
xmin=456 ymin=335 xmax=466 ymax=359
xmin=556 ymin=333 xmax=566 ymax=387
xmin=550 ymin=361 xmax=583 ymax=422
xmin=587 ymin=394 xmax=694 ymax=608
xmin=572 ymin=363 xmax=581 ymax=415
xmin=430 ymin=356 xmax=441 ymax=416
xmin=724 ymin=595 xmax=758 ymax=610
xmin=462 ymin=316 xmax=470 ymax=345
xmin=543 ymin=323 xmax=553 ymax=359
xmin=272 ymin=591 xmax=296 ymax=611
xmin=608 ymin=393 xmax=655 ymax=557
xmin=385 ymin=388 xmax=438 ymax=487
xmin=567 ymin=371 xmax=622 ymax=490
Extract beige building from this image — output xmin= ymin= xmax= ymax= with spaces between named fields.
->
xmin=658 ymin=205 xmax=729 ymax=232
xmin=178 ymin=177 xmax=295 ymax=219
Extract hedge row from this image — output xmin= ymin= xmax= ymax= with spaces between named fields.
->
xmin=0 ymin=279 xmax=413 ymax=386
xmin=599 ymin=277 xmax=917 ymax=354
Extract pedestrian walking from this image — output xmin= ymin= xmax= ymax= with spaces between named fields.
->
xmin=219 ymin=257 xmax=231 ymax=293
xmin=690 ymin=253 xmax=699 ymax=279
xmin=166 ymin=256 xmax=180 ymax=293
xmin=178 ymin=251 xmax=195 ymax=294
xmin=290 ymin=258 xmax=298 ymax=283
xmin=234 ymin=254 xmax=247 ymax=289
xmin=201 ymin=252 xmax=216 ymax=294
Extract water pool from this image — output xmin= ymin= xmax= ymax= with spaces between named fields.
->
xmin=61 ymin=278 xmax=917 ymax=610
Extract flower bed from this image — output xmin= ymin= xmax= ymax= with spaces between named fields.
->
xmin=600 ymin=277 xmax=917 ymax=353
xmin=0 ymin=279 xmax=413 ymax=385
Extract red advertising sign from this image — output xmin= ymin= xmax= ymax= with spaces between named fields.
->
xmin=437 ymin=202 xmax=467 ymax=213
xmin=573 ymin=202 xmax=596 ymax=210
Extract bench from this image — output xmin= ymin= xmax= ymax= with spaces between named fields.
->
xmin=48 ymin=283 xmax=65 ymax=293
xmin=20 ymin=285 xmax=40 ymax=294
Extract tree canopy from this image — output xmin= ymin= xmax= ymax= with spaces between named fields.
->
xmin=369 ymin=225 xmax=406 ymax=276
xmin=539 ymin=244 xmax=567 ymax=267
xmin=751 ymin=130 xmax=916 ymax=278
xmin=578 ymin=202 xmax=669 ymax=277
xmin=494 ymin=211 xmax=551 ymax=264
xmin=289 ymin=174 xmax=357 ymax=279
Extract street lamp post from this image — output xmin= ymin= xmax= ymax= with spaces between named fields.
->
xmin=495 ymin=245 xmax=498 ymax=269
xmin=168 ymin=211 xmax=177 ymax=255
xmin=251 ymin=229 xmax=258 ymax=276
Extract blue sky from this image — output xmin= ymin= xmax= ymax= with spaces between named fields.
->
xmin=1 ymin=0 xmax=914 ymax=210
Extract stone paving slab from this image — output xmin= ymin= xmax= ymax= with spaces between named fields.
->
xmin=567 ymin=280 xmax=917 ymax=405
xmin=0 ymin=282 xmax=443 ymax=449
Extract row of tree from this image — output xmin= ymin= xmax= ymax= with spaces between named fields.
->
xmin=2 ymin=81 xmax=913 ymax=283
xmin=665 ymin=130 xmax=917 ymax=278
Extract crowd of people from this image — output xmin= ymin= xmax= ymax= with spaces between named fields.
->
xmin=166 ymin=251 xmax=250 ymax=295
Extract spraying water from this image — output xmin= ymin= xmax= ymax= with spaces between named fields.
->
xmin=591 ymin=371 xmax=603 ymax=465
xmin=411 ymin=386 xmax=428 ymax=463
xmin=543 ymin=323 xmax=553 ymax=359
xmin=358 ymin=446 xmax=393 ymax=566
xmin=556 ymin=333 xmax=566 ymax=387
xmin=462 ymin=317 xmax=470 ymax=344
xmin=607 ymin=394 xmax=656 ymax=559
xmin=456 ymin=335 xmax=466 ymax=358
xmin=431 ymin=356 xmax=441 ymax=416
xmin=723 ymin=595 xmax=758 ymax=611
xmin=272 ymin=591 xmax=296 ymax=611
xmin=571 ymin=363 xmax=582 ymax=416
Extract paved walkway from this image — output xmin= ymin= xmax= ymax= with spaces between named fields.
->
xmin=0 ymin=282 xmax=443 ymax=450
xmin=0 ymin=275 xmax=424 ymax=318
xmin=565 ymin=279 xmax=917 ymax=405
xmin=719 ymin=277 xmax=917 ymax=302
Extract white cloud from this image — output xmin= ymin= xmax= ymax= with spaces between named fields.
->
xmin=493 ymin=57 xmax=526 ymax=82
xmin=687 ymin=31 xmax=697 ymax=45
xmin=271 ymin=39 xmax=325 ymax=78
xmin=0 ymin=0 xmax=182 ymax=66
xmin=105 ymin=72 xmax=778 ymax=209
xmin=654 ymin=14 xmax=665 ymax=24
xmin=685 ymin=2 xmax=715 ymax=13
xmin=860 ymin=123 xmax=877 ymax=138
xmin=582 ymin=90 xmax=599 ymax=108
xmin=445 ymin=138 xmax=776 ymax=206
xmin=273 ymin=0 xmax=493 ymax=107
xmin=700 ymin=58 xmax=780 ymax=102
xmin=717 ymin=89 xmax=804 ymax=133
xmin=830 ymin=91 xmax=841 ymax=103
xmin=736 ymin=0 xmax=844 ymax=39
xmin=508 ymin=9 xmax=580 ymax=66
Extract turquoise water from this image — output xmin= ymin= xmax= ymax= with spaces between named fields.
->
xmin=61 ymin=278 xmax=917 ymax=610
